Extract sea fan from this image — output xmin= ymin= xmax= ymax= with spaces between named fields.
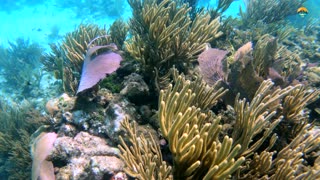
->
xmin=77 ymin=44 xmax=122 ymax=94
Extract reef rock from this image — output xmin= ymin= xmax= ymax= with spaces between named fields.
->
xmin=104 ymin=97 xmax=140 ymax=143
xmin=120 ymin=73 xmax=149 ymax=104
xmin=51 ymin=131 xmax=126 ymax=180
xmin=45 ymin=93 xmax=75 ymax=118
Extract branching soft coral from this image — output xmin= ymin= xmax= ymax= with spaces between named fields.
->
xmin=118 ymin=118 xmax=172 ymax=180
xmin=0 ymin=99 xmax=48 ymax=180
xmin=240 ymin=0 xmax=306 ymax=25
xmin=232 ymin=80 xmax=296 ymax=158
xmin=0 ymin=39 xmax=43 ymax=98
xmin=119 ymin=74 xmax=244 ymax=179
xmin=41 ymin=24 xmax=110 ymax=94
xmin=159 ymin=75 xmax=244 ymax=179
xmin=126 ymin=0 xmax=222 ymax=90
xmin=119 ymin=72 xmax=320 ymax=180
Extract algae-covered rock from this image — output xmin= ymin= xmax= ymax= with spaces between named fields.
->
xmin=104 ymin=99 xmax=140 ymax=143
xmin=120 ymin=73 xmax=150 ymax=104
xmin=50 ymin=132 xmax=125 ymax=180
xmin=45 ymin=93 xmax=75 ymax=117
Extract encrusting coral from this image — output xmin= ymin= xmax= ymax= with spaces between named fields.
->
xmin=126 ymin=0 xmax=222 ymax=90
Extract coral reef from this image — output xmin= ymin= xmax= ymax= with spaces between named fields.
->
xmin=126 ymin=0 xmax=222 ymax=90
xmin=108 ymin=19 xmax=129 ymax=49
xmin=0 ymin=99 xmax=48 ymax=180
xmin=119 ymin=73 xmax=320 ymax=179
xmin=76 ymin=43 xmax=123 ymax=94
xmin=45 ymin=87 xmax=142 ymax=142
xmin=14 ymin=0 xmax=320 ymax=179
xmin=99 ymin=74 xmax=123 ymax=93
xmin=0 ymin=38 xmax=44 ymax=100
xmin=41 ymin=24 xmax=110 ymax=94
xmin=120 ymin=73 xmax=150 ymax=104
xmin=39 ymin=88 xmax=149 ymax=179
xmin=240 ymin=0 xmax=306 ymax=25
xmin=207 ymin=34 xmax=305 ymax=102
xmin=50 ymin=132 xmax=125 ymax=179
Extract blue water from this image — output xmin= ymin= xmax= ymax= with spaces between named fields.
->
xmin=1 ymin=0 xmax=317 ymax=49
xmin=0 ymin=0 xmax=319 ymax=179
xmin=0 ymin=0 xmax=132 ymax=49
xmin=0 ymin=0 xmax=318 ymax=106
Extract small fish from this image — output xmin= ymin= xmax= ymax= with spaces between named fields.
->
xmin=24 ymin=80 xmax=32 ymax=86
xmin=297 ymin=6 xmax=308 ymax=17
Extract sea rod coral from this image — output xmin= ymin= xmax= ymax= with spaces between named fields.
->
xmin=119 ymin=72 xmax=320 ymax=179
xmin=126 ymin=0 xmax=222 ymax=90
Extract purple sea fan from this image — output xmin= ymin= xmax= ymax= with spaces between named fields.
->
xmin=198 ymin=46 xmax=228 ymax=85
xmin=77 ymin=44 xmax=122 ymax=94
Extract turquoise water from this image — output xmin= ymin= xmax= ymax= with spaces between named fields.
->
xmin=0 ymin=0 xmax=246 ymax=49
xmin=0 ymin=0 xmax=319 ymax=179
xmin=0 ymin=0 xmax=131 ymax=49
xmin=0 ymin=0 xmax=247 ymax=104
xmin=0 ymin=0 xmax=320 ymax=47
xmin=0 ymin=0 xmax=318 ymax=127
xmin=1 ymin=0 xmax=317 ymax=49
xmin=0 ymin=0 xmax=320 ymax=114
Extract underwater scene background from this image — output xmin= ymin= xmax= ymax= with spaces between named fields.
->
xmin=0 ymin=0 xmax=320 ymax=179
